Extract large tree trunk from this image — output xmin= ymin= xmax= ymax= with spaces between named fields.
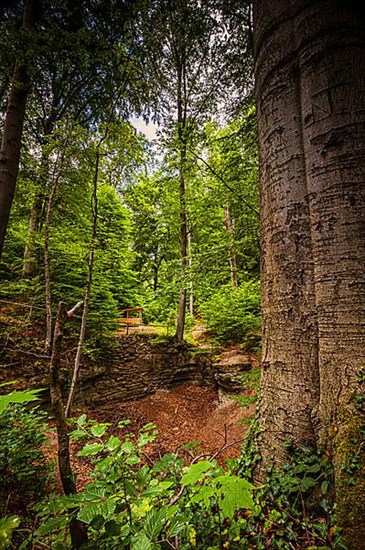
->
xmin=254 ymin=0 xmax=320 ymax=469
xmin=0 ymin=0 xmax=38 ymax=261
xmin=254 ymin=1 xmax=365 ymax=547
xmin=296 ymin=2 xmax=365 ymax=545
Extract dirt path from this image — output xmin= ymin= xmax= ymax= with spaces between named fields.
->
xmin=44 ymin=384 xmax=255 ymax=491
xmin=91 ymin=384 xmax=254 ymax=462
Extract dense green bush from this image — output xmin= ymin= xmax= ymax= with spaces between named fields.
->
xmin=0 ymin=403 xmax=51 ymax=508
xmin=200 ymin=281 xmax=261 ymax=347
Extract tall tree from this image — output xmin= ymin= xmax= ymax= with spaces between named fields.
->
xmin=254 ymin=1 xmax=365 ymax=547
xmin=144 ymin=0 xmax=252 ymax=340
xmin=0 ymin=0 xmax=38 ymax=261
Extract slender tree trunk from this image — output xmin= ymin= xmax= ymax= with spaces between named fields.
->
xmin=49 ymin=301 xmax=87 ymax=548
xmin=23 ymin=145 xmax=49 ymax=279
xmin=0 ymin=0 xmax=38 ymax=261
xmin=22 ymin=192 xmax=44 ymax=278
xmin=224 ymin=206 xmax=239 ymax=288
xmin=175 ymin=64 xmax=188 ymax=342
xmin=187 ymin=230 xmax=194 ymax=317
xmin=254 ymin=1 xmax=365 ymax=546
xmin=65 ymin=149 xmax=100 ymax=417
xmin=254 ymin=0 xmax=320 ymax=471
xmin=44 ymin=148 xmax=65 ymax=356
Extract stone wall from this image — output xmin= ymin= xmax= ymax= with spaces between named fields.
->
xmin=75 ymin=334 xmax=215 ymax=406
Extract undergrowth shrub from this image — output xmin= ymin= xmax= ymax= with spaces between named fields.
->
xmin=200 ymin=281 xmax=261 ymax=348
xmin=30 ymin=415 xmax=344 ymax=550
xmin=0 ymin=403 xmax=51 ymax=509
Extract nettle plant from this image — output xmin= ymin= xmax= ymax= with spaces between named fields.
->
xmin=32 ymin=416 xmax=255 ymax=549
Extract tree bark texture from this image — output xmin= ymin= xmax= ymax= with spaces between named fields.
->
xmin=254 ymin=0 xmax=320 ymax=468
xmin=0 ymin=0 xmax=38 ymax=261
xmin=254 ymin=1 xmax=365 ymax=546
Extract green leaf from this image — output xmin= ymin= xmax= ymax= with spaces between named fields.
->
xmin=131 ymin=533 xmax=152 ymax=550
xmin=0 ymin=388 xmax=43 ymax=416
xmin=0 ymin=515 xmax=21 ymax=547
xmin=76 ymin=414 xmax=87 ymax=426
xmin=120 ymin=441 xmax=134 ymax=454
xmin=78 ymin=502 xmax=102 ymax=524
xmin=215 ymin=475 xmax=254 ymax=518
xmin=106 ymin=435 xmax=121 ymax=451
xmin=191 ymin=485 xmax=215 ymax=506
xmin=321 ymin=480 xmax=329 ymax=495
xmin=300 ymin=477 xmax=317 ymax=491
xmin=78 ymin=442 xmax=104 ymax=457
xmin=181 ymin=461 xmax=212 ymax=485
xmin=36 ymin=516 xmax=66 ymax=536
xmin=90 ymin=423 xmax=109 ymax=438
xmin=144 ymin=508 xmax=168 ymax=540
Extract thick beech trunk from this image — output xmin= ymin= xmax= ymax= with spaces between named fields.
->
xmin=254 ymin=0 xmax=320 ymax=468
xmin=297 ymin=3 xmax=365 ymax=545
xmin=254 ymin=1 xmax=365 ymax=546
xmin=0 ymin=0 xmax=38 ymax=261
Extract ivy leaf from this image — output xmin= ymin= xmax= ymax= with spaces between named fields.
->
xmin=321 ymin=480 xmax=329 ymax=495
xmin=181 ymin=461 xmax=212 ymax=485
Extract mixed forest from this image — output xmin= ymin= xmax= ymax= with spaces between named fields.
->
xmin=0 ymin=1 xmax=364 ymax=549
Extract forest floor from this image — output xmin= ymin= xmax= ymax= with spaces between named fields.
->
xmin=45 ymin=383 xmax=255 ymax=491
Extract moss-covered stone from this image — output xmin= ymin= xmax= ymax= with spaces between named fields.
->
xmin=334 ymin=398 xmax=365 ymax=550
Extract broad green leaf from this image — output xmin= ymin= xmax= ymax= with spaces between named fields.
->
xmin=300 ymin=477 xmax=317 ymax=491
xmin=77 ymin=502 xmax=102 ymax=524
xmin=144 ymin=507 xmax=168 ymax=539
xmin=78 ymin=442 xmax=104 ymax=457
xmin=181 ymin=461 xmax=212 ymax=485
xmin=131 ymin=533 xmax=152 ymax=550
xmin=106 ymin=435 xmax=121 ymax=451
xmin=215 ymin=475 xmax=254 ymax=518
xmin=90 ymin=423 xmax=109 ymax=438
xmin=76 ymin=414 xmax=87 ymax=426
xmin=191 ymin=485 xmax=215 ymax=506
